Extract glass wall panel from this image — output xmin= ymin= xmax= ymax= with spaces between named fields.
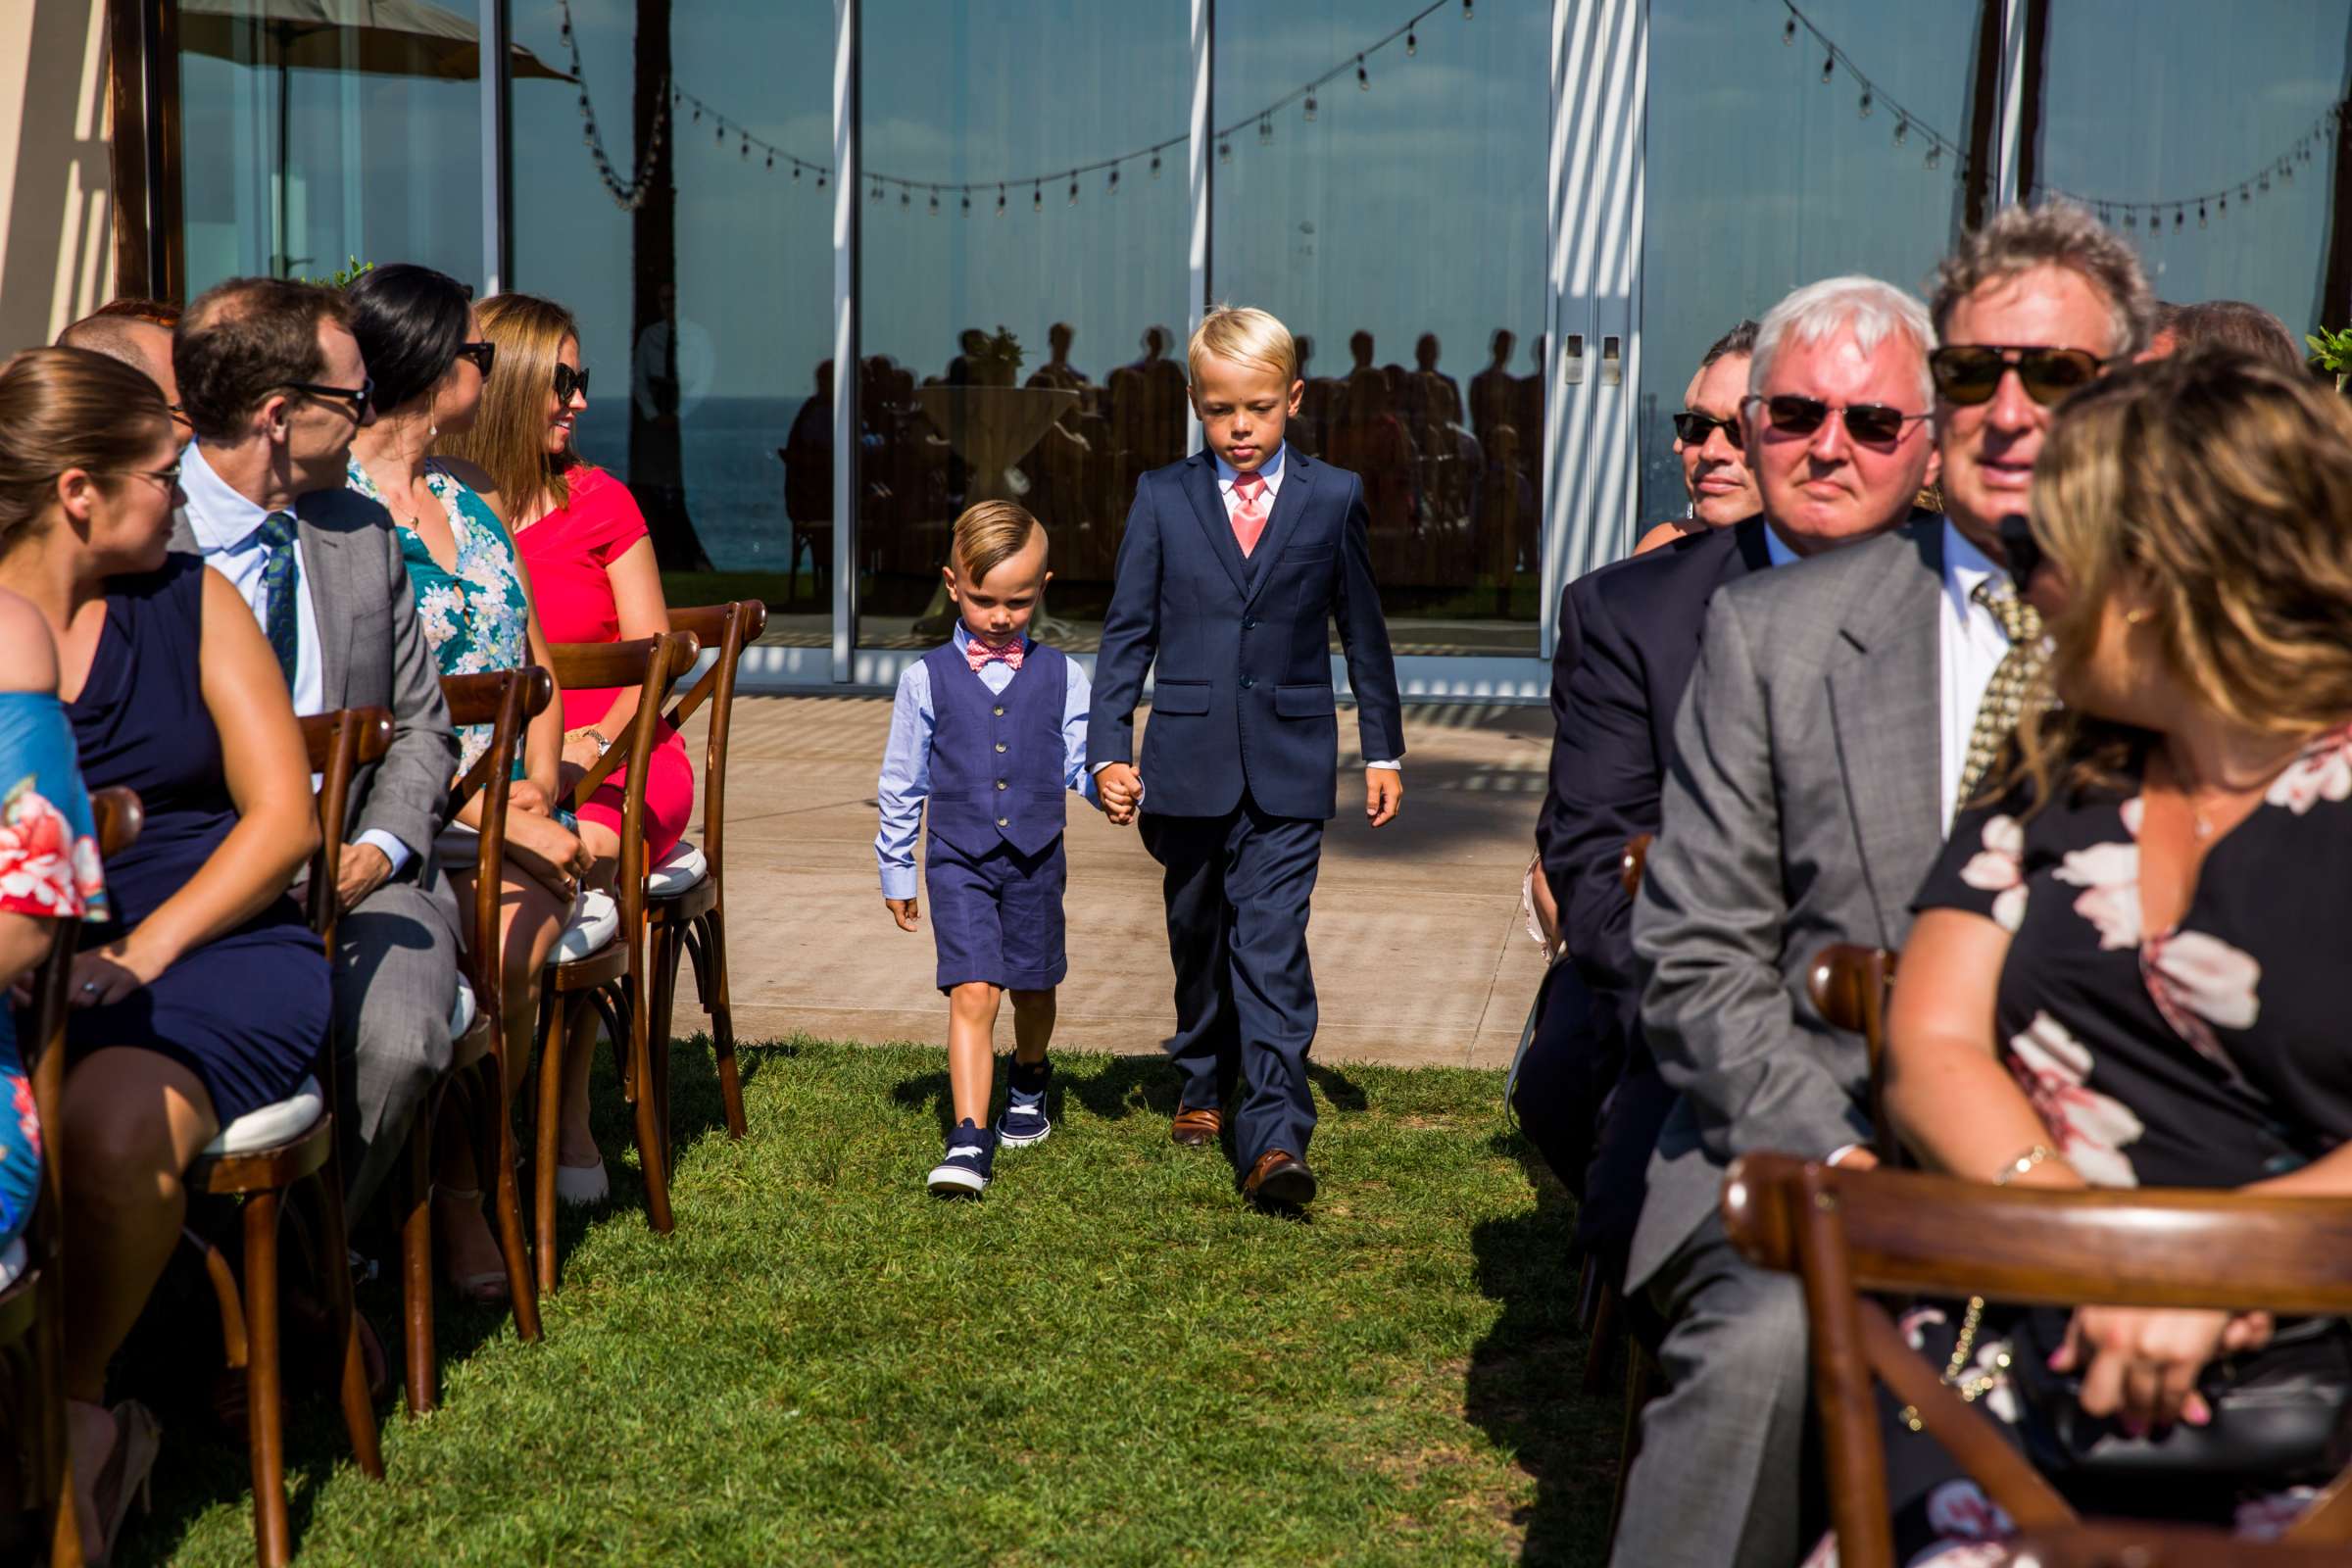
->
xmin=179 ymin=0 xmax=486 ymax=290
xmin=856 ymin=0 xmax=1192 ymax=652
xmin=511 ymin=0 xmax=833 ymax=642
xmin=1212 ymin=0 xmax=1547 ymax=656
xmin=1640 ymin=0 xmax=1982 ymax=539
xmin=2036 ymin=2 xmax=2350 ymax=335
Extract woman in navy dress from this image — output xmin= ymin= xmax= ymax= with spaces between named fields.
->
xmin=0 ymin=347 xmax=326 ymax=1557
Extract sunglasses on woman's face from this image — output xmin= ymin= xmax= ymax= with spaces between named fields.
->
xmin=1998 ymin=512 xmax=2045 ymax=594
xmin=553 ymin=364 xmax=591 ymax=402
xmin=1744 ymin=393 xmax=1930 ymax=448
xmin=1930 ymin=344 xmax=2110 ymax=408
xmin=1672 ymin=411 xmax=1743 ymax=449
xmin=455 ymin=341 xmax=497 ymax=377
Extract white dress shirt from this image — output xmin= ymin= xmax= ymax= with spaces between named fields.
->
xmin=179 ymin=443 xmax=414 ymax=874
xmin=1936 ymin=520 xmax=2012 ymax=835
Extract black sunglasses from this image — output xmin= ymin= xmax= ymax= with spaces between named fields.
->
xmin=1671 ymin=410 xmax=1743 ymax=449
xmin=1744 ymin=393 xmax=1930 ymax=448
xmin=455 ymin=341 xmax=497 ymax=377
xmin=1997 ymin=512 xmax=2045 ymax=594
xmin=284 ymin=377 xmax=374 ymax=421
xmin=1930 ymin=344 xmax=2110 ymax=408
xmin=553 ymin=364 xmax=592 ymax=402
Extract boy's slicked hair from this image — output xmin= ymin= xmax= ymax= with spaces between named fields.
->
xmin=953 ymin=499 xmax=1045 ymax=584
xmin=1188 ymin=305 xmax=1298 ymax=385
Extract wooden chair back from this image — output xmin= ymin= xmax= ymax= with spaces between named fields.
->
xmin=1719 ymin=1152 xmax=2352 ymax=1568
xmin=1807 ymin=943 xmax=1900 ymax=1160
xmin=661 ymin=601 xmax=765 ymax=881
xmin=297 ymin=708 xmax=394 ymax=956
xmin=437 ymin=668 xmax=555 ymax=1018
xmin=548 ymin=630 xmax=702 ymax=932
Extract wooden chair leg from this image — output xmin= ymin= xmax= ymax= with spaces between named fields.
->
xmin=401 ymin=1109 xmax=436 ymax=1417
xmin=700 ymin=906 xmax=746 ymax=1141
xmin=1583 ymin=1276 xmax=1623 ymax=1399
xmin=618 ymin=980 xmax=673 ymax=1236
xmin=242 ymin=1190 xmax=292 ymax=1568
xmin=649 ymin=921 xmax=682 ymax=1081
xmin=309 ymin=1166 xmax=383 ymax=1481
xmin=485 ymin=1059 xmax=541 ymax=1343
xmin=533 ymin=996 xmax=571 ymax=1298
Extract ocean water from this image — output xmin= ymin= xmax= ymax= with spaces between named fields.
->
xmin=573 ymin=396 xmax=810 ymax=570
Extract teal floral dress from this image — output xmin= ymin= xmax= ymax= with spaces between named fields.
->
xmin=0 ymin=692 xmax=108 ymax=1265
xmin=348 ymin=459 xmax=534 ymax=783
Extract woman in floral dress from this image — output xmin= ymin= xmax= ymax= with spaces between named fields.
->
xmin=346 ymin=265 xmax=589 ymax=1299
xmin=1866 ymin=350 xmax=2352 ymax=1562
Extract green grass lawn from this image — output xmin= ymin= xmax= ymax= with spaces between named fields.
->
xmin=121 ymin=1040 xmax=1618 ymax=1566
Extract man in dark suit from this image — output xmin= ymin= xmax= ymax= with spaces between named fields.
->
xmin=172 ymin=277 xmax=462 ymax=1219
xmin=1092 ymin=306 xmax=1404 ymax=1209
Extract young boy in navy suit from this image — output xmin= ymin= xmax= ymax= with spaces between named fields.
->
xmin=1091 ymin=306 xmax=1405 ymax=1209
xmin=877 ymin=502 xmax=1102 ymax=1197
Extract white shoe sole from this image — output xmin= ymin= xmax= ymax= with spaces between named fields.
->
xmin=927 ymin=1164 xmax=988 ymax=1196
xmin=996 ymin=1121 xmax=1052 ymax=1149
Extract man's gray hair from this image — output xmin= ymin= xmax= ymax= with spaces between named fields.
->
xmin=1931 ymin=198 xmax=2156 ymax=359
xmin=1749 ymin=276 xmax=1936 ymax=407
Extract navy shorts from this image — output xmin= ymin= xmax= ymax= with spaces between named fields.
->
xmin=924 ymin=834 xmax=1068 ymax=992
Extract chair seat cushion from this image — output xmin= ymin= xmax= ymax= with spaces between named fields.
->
xmin=556 ymin=889 xmax=619 ymax=963
xmin=646 ymin=839 xmax=709 ymax=897
xmin=204 ymin=1075 xmax=325 ymax=1155
xmin=451 ymin=975 xmax=477 ymax=1039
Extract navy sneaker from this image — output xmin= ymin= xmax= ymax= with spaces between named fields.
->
xmin=927 ymin=1118 xmax=996 ymax=1197
xmin=997 ymin=1059 xmax=1053 ymax=1148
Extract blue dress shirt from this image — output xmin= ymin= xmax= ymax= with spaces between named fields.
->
xmin=179 ymin=443 xmax=413 ymax=875
xmin=875 ymin=625 xmax=1101 ymax=901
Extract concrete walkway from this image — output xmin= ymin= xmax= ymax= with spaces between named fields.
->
xmin=669 ymin=696 xmax=1553 ymax=1070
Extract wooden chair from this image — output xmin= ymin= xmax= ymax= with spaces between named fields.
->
xmin=392 ymin=668 xmax=554 ymax=1417
xmin=1807 ymin=943 xmax=1901 ymax=1161
xmin=1720 ymin=1152 xmax=2352 ymax=1568
xmin=0 ymin=788 xmax=141 ymax=1567
xmin=182 ymin=710 xmax=389 ymax=1567
xmin=1999 ymin=1525 xmax=2352 ymax=1566
xmin=642 ymin=600 xmax=768 ymax=1166
xmin=534 ymin=630 xmax=700 ymax=1293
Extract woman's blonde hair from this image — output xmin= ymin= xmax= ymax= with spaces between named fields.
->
xmin=439 ymin=293 xmax=582 ymax=522
xmin=2015 ymin=347 xmax=2352 ymax=804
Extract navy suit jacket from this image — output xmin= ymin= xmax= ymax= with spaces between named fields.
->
xmin=1091 ymin=449 xmax=1405 ymax=819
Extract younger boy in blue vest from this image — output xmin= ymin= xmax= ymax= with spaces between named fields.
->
xmin=876 ymin=501 xmax=1102 ymax=1196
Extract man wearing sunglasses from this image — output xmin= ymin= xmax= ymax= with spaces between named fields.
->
xmin=171 ymin=275 xmax=465 ymax=1232
xmin=1633 ymin=320 xmax=1764 ymax=554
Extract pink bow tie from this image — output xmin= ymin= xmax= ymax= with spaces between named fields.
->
xmin=966 ymin=638 xmax=1025 ymax=673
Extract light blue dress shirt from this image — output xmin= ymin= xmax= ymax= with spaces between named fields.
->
xmin=874 ymin=625 xmax=1101 ymax=901
xmin=179 ymin=443 xmax=413 ymax=875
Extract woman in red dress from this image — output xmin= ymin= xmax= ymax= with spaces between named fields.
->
xmin=444 ymin=294 xmax=692 ymax=1203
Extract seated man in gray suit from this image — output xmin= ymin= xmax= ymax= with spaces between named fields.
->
xmin=1612 ymin=215 xmax=2155 ymax=1567
xmin=171 ymin=277 xmax=462 ymax=1222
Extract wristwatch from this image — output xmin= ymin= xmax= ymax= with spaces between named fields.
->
xmin=579 ymin=726 xmax=612 ymax=759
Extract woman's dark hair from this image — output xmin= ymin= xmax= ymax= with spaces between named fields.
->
xmin=0 ymin=347 xmax=173 ymax=554
xmin=344 ymin=264 xmax=472 ymax=416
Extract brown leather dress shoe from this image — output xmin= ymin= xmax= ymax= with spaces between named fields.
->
xmin=1243 ymin=1150 xmax=1317 ymax=1208
xmin=1170 ymin=1106 xmax=1223 ymax=1148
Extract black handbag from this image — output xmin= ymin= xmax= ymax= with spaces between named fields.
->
xmin=2004 ymin=1307 xmax=2352 ymax=1484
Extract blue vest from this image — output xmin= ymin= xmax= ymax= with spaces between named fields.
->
xmin=921 ymin=639 xmax=1069 ymax=859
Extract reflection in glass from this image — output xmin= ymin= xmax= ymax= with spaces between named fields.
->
xmin=510 ymin=0 xmax=831 ymax=641
xmin=857 ymin=0 xmax=1191 ymax=651
xmin=178 ymin=0 xmax=498 ymax=289
xmin=1641 ymin=0 xmax=1979 ymax=536
xmin=1213 ymin=0 xmax=1546 ymax=655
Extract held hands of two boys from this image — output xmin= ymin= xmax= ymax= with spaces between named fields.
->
xmin=886 ymin=897 xmax=920 ymax=931
xmin=1098 ymin=762 xmax=1143 ymax=827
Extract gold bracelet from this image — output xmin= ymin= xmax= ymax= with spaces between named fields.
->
xmin=1993 ymin=1144 xmax=2056 ymax=1187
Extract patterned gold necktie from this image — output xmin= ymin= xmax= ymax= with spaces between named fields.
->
xmin=1956 ymin=578 xmax=2044 ymax=810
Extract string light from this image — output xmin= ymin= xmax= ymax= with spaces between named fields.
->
xmin=1150 ymin=152 xmax=1162 ymax=178
xmin=1033 ymin=182 xmax=1043 ymax=213
xmin=1259 ymin=114 xmax=1273 ymax=145
xmin=1067 ymin=172 xmax=1079 ymax=205
xmin=1219 ymin=137 xmax=1233 ymax=165
xmin=1107 ymin=166 xmax=1120 ymax=194
xmin=1926 ymin=143 xmax=1941 ymax=171
xmin=997 ymin=184 xmax=1006 ymax=215
xmin=928 ymin=188 xmax=939 ymax=215
xmin=1893 ymin=117 xmax=1908 ymax=146
xmin=1821 ymin=54 xmax=1834 ymax=83
xmin=1304 ymin=91 xmax=1318 ymax=122
xmin=1405 ymin=27 xmax=1416 ymax=55
xmin=556 ymin=0 xmax=667 ymax=211
xmin=1783 ymin=16 xmax=1795 ymax=44
xmin=1857 ymin=88 xmax=1872 ymax=118
xmin=1357 ymin=54 xmax=1370 ymax=90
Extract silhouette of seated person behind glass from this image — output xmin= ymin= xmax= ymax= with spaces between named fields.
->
xmin=1470 ymin=327 xmax=1519 ymax=458
xmin=779 ymin=359 xmax=838 ymax=605
xmin=1328 ymin=363 xmax=1418 ymax=579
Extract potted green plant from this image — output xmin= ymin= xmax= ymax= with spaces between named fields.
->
xmin=2305 ymin=324 xmax=2352 ymax=392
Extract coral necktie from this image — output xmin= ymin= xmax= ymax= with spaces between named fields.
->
xmin=1230 ymin=471 xmax=1270 ymax=558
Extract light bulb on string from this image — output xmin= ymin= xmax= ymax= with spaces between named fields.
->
xmin=1107 ymin=166 xmax=1120 ymax=195
xmin=1821 ymin=55 xmax=1834 ymax=83
xmin=715 ymin=122 xmax=725 ymax=146
xmin=1033 ymin=183 xmax=1044 ymax=213
xmin=1462 ymin=0 xmax=1473 ymax=17
xmin=1219 ymin=138 xmax=1233 ymax=165
xmin=2175 ymin=207 xmax=2184 ymax=230
xmin=928 ymin=189 xmax=939 ymax=215
xmin=1304 ymin=92 xmax=1317 ymax=122
xmin=740 ymin=134 xmax=751 ymax=160
xmin=1067 ymin=172 xmax=1079 ymax=205
xmin=1357 ymin=55 xmax=1370 ymax=90
xmin=1893 ymin=118 xmax=1908 ymax=146
xmin=997 ymin=184 xmax=1006 ymax=215
xmin=960 ymin=190 xmax=971 ymax=213
xmin=2220 ymin=194 xmax=2229 ymax=216
xmin=2199 ymin=202 xmax=2208 ymax=227
xmin=1259 ymin=114 xmax=1273 ymax=145
xmin=815 ymin=172 xmax=826 ymax=188
xmin=765 ymin=152 xmax=774 ymax=171
xmin=1150 ymin=151 xmax=1163 ymax=177
xmin=1782 ymin=17 xmax=1795 ymax=44
xmin=1406 ymin=28 xmax=1416 ymax=55
xmin=1857 ymin=87 xmax=1872 ymax=118
xmin=792 ymin=162 xmax=801 ymax=180
xmin=1926 ymin=143 xmax=1941 ymax=171
xmin=900 ymin=188 xmax=910 ymax=210
xmin=2261 ymin=172 xmax=2272 ymax=193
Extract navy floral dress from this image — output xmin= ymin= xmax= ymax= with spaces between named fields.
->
xmin=1834 ymin=726 xmax=2352 ymax=1565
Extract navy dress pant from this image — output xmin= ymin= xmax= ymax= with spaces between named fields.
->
xmin=1141 ymin=792 xmax=1325 ymax=1169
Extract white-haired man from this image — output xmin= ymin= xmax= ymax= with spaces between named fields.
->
xmin=1606 ymin=274 xmax=1957 ymax=1568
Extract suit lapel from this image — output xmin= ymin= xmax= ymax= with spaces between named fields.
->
xmin=1242 ymin=452 xmax=1319 ymax=607
xmin=296 ymin=509 xmax=348 ymax=707
xmin=1180 ymin=457 xmax=1250 ymax=599
xmin=1824 ymin=521 xmax=1947 ymax=946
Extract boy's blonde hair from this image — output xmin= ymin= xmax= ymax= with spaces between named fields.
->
xmin=1188 ymin=306 xmax=1298 ymax=385
xmin=951 ymin=500 xmax=1046 ymax=584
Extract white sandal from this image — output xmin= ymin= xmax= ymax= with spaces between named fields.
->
xmin=554 ymin=1158 xmax=609 ymax=1205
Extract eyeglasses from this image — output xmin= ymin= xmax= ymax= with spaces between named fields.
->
xmin=284 ymin=377 xmax=374 ymax=421
xmin=553 ymin=364 xmax=592 ymax=402
xmin=1930 ymin=344 xmax=2110 ymax=408
xmin=116 ymin=462 xmax=182 ymax=490
xmin=455 ymin=341 xmax=497 ymax=377
xmin=166 ymin=401 xmax=191 ymax=429
xmin=1997 ymin=512 xmax=2045 ymax=595
xmin=1671 ymin=411 xmax=1743 ymax=449
xmin=1743 ymin=393 xmax=1931 ymax=448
